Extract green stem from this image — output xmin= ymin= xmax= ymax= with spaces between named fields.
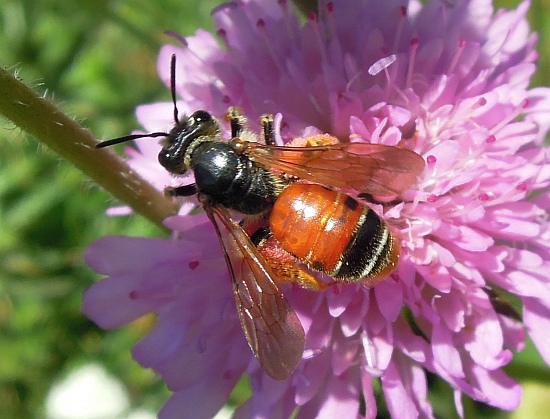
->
xmin=0 ymin=67 xmax=178 ymax=230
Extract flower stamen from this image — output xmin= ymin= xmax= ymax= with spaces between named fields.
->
xmin=277 ymin=0 xmax=298 ymax=41
xmin=406 ymin=38 xmax=419 ymax=89
xmin=490 ymin=99 xmax=530 ymax=135
xmin=426 ymin=155 xmax=437 ymax=166
xmin=216 ymin=28 xmax=228 ymax=47
xmin=478 ymin=192 xmax=490 ymax=201
xmin=392 ymin=6 xmax=408 ymax=52
xmin=325 ymin=2 xmax=336 ymax=42
xmin=516 ymin=182 xmax=528 ymax=191
xmin=447 ymin=37 xmax=466 ymax=74
xmin=307 ymin=11 xmax=329 ymax=64
xmin=368 ymin=54 xmax=397 ymax=76
xmin=256 ymin=18 xmax=286 ymax=74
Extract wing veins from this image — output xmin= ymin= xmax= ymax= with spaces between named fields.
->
xmin=206 ymin=204 xmax=305 ymax=380
xmin=249 ymin=142 xmax=425 ymax=196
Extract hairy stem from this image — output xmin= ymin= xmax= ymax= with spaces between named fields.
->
xmin=0 ymin=68 xmax=177 ymax=230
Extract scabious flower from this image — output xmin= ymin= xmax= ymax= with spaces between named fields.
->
xmin=83 ymin=0 xmax=550 ymax=417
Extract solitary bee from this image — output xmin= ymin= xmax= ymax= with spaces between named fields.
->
xmin=97 ymin=55 xmax=425 ymax=380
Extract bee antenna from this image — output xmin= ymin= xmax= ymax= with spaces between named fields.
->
xmin=96 ymin=56 xmax=180 ymax=149
xmin=170 ymin=54 xmax=179 ymax=125
xmin=95 ymin=131 xmax=168 ymax=148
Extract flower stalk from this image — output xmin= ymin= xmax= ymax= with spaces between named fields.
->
xmin=0 ymin=67 xmax=177 ymax=230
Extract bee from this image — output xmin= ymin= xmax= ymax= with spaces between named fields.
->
xmin=96 ymin=55 xmax=425 ymax=380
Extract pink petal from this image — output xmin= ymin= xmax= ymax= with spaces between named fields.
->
xmin=432 ymin=324 xmax=465 ymax=378
xmin=523 ymin=296 xmax=550 ymax=365
xmin=159 ymin=371 xmax=240 ymax=419
xmin=468 ymin=364 xmax=521 ymax=410
xmin=381 ymin=356 xmax=428 ymax=419
xmin=81 ymin=274 xmax=157 ymax=329
xmin=314 ymin=372 xmax=361 ymax=418
xmin=326 ymin=284 xmax=356 ymax=317
xmin=361 ymin=373 xmax=377 ymax=419
xmin=464 ymin=314 xmax=511 ymax=370
xmin=332 ymin=334 xmax=359 ymax=376
xmin=374 ymin=279 xmax=403 ymax=322
xmin=84 ymin=236 xmax=187 ymax=275
xmin=340 ymin=290 xmax=369 ymax=337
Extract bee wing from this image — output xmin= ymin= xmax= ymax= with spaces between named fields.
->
xmin=249 ymin=142 xmax=425 ymax=197
xmin=205 ymin=204 xmax=305 ymax=380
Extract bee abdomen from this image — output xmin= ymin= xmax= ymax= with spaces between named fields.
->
xmin=335 ymin=209 xmax=398 ymax=282
xmin=269 ymin=184 xmax=399 ymax=283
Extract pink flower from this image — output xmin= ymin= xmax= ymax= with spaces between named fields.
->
xmin=83 ymin=0 xmax=550 ymax=417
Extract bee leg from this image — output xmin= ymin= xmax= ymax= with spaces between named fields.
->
xmin=260 ymin=240 xmax=329 ymax=290
xmin=164 ymin=183 xmax=197 ymax=197
xmin=248 ymin=224 xmax=329 ymax=291
xmin=225 ymin=106 xmax=246 ymax=138
xmin=260 ymin=114 xmax=275 ymax=145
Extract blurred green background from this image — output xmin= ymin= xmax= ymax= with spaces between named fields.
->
xmin=0 ymin=0 xmax=549 ymax=418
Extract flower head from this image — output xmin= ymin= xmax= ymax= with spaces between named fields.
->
xmin=84 ymin=0 xmax=550 ymax=417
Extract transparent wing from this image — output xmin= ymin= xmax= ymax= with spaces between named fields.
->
xmin=205 ymin=204 xmax=305 ymax=380
xmin=249 ymin=142 xmax=425 ymax=197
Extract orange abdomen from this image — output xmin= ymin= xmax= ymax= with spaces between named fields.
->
xmin=269 ymin=184 xmax=363 ymax=274
xmin=269 ymin=183 xmax=399 ymax=283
